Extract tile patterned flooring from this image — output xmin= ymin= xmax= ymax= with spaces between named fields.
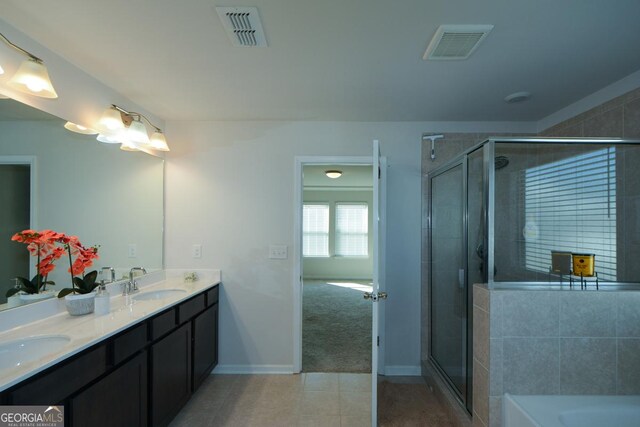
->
xmin=170 ymin=373 xmax=455 ymax=427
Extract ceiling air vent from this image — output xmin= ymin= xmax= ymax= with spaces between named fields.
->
xmin=216 ymin=7 xmax=267 ymax=47
xmin=423 ymin=25 xmax=493 ymax=60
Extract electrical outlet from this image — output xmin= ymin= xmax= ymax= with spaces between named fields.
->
xmin=192 ymin=244 xmax=202 ymax=258
xmin=128 ymin=244 xmax=137 ymax=258
xmin=269 ymin=245 xmax=287 ymax=259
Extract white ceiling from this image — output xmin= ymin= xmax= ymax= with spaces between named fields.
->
xmin=2 ymin=0 xmax=640 ymax=122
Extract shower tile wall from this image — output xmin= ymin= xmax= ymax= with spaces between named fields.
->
xmin=473 ymin=284 xmax=640 ymax=427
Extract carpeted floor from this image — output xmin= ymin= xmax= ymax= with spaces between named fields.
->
xmin=302 ymin=281 xmax=372 ymax=373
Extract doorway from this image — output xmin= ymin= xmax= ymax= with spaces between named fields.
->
xmin=0 ymin=158 xmax=33 ymax=305
xmin=301 ymin=164 xmax=374 ymax=373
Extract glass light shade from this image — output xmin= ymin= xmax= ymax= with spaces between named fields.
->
xmin=325 ymin=170 xmax=343 ymax=179
xmin=0 ymin=64 xmax=4 ymax=75
xmin=120 ymin=141 xmax=139 ymax=151
xmin=64 ymin=121 xmax=98 ymax=135
xmin=150 ymin=131 xmax=170 ymax=151
xmin=7 ymin=58 xmax=58 ymax=99
xmin=96 ymin=133 xmax=122 ymax=144
xmin=126 ymin=119 xmax=150 ymax=145
xmin=96 ymin=107 xmax=125 ymax=133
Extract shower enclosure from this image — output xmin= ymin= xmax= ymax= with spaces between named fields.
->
xmin=425 ymin=137 xmax=640 ymax=413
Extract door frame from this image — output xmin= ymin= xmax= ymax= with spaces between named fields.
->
xmin=0 ymin=156 xmax=37 ymax=277
xmin=292 ymin=155 xmax=385 ymax=373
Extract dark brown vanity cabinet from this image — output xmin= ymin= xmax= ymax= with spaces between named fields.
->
xmin=150 ymin=323 xmax=192 ymax=427
xmin=0 ymin=284 xmax=220 ymax=427
xmin=71 ymin=351 xmax=148 ymax=427
xmin=193 ymin=302 xmax=218 ymax=391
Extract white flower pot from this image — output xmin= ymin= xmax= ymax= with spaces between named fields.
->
xmin=64 ymin=292 xmax=95 ymax=316
xmin=19 ymin=291 xmax=55 ymax=303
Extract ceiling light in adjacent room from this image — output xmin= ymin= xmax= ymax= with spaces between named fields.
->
xmin=325 ymin=170 xmax=343 ymax=179
xmin=64 ymin=121 xmax=98 ymax=135
xmin=504 ymin=91 xmax=531 ymax=104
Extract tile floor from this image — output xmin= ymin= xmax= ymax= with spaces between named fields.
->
xmin=170 ymin=373 xmax=454 ymax=427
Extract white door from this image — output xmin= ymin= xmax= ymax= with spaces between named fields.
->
xmin=367 ymin=139 xmax=386 ymax=426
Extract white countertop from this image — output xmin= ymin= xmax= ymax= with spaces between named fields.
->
xmin=0 ymin=270 xmax=221 ymax=392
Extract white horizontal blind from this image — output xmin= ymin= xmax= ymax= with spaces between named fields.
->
xmin=303 ymin=204 xmax=329 ymax=257
xmin=524 ymin=147 xmax=617 ymax=280
xmin=336 ymin=203 xmax=368 ymax=257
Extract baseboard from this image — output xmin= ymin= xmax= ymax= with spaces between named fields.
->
xmin=383 ymin=365 xmax=422 ymax=376
xmin=212 ymin=364 xmax=295 ymax=374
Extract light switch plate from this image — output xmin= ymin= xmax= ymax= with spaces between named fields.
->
xmin=128 ymin=244 xmax=137 ymax=258
xmin=269 ymin=245 xmax=287 ymax=259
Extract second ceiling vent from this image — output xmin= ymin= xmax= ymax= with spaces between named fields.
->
xmin=216 ymin=7 xmax=267 ymax=47
xmin=423 ymin=25 xmax=493 ymax=60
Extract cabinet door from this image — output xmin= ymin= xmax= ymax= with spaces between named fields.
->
xmin=70 ymin=351 xmax=147 ymax=427
xmin=193 ymin=303 xmax=218 ymax=391
xmin=151 ymin=322 xmax=192 ymax=427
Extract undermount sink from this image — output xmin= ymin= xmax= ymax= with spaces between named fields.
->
xmin=0 ymin=335 xmax=71 ymax=371
xmin=133 ymin=289 xmax=187 ymax=301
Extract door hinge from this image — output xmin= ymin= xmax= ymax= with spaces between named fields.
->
xmin=377 ymin=336 xmax=380 ymax=347
xmin=378 ymin=166 xmax=381 ymax=179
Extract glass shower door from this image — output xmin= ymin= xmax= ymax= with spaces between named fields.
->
xmin=429 ymin=162 xmax=467 ymax=398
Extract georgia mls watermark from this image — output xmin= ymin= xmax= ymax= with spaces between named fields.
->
xmin=0 ymin=406 xmax=64 ymax=427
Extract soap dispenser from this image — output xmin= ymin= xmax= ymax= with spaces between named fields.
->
xmin=94 ymin=280 xmax=111 ymax=316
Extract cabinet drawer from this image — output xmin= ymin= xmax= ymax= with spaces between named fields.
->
xmin=178 ymin=294 xmax=205 ymax=324
xmin=10 ymin=345 xmax=107 ymax=405
xmin=112 ymin=322 xmax=148 ymax=365
xmin=206 ymin=286 xmax=219 ymax=306
xmin=151 ymin=308 xmax=176 ymax=340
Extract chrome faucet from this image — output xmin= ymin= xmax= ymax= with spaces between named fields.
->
xmin=127 ymin=267 xmax=147 ymax=294
xmin=101 ymin=267 xmax=116 ymax=284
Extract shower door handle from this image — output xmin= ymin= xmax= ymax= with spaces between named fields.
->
xmin=458 ymin=269 xmax=465 ymax=289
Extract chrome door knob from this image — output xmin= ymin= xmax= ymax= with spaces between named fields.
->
xmin=378 ymin=292 xmax=388 ymax=300
xmin=363 ymin=292 xmax=373 ymax=300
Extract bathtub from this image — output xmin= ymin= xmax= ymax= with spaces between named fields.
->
xmin=503 ymin=393 xmax=640 ymax=427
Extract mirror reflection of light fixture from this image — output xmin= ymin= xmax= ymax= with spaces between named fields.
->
xmin=94 ymin=104 xmax=169 ymax=152
xmin=0 ymin=32 xmax=58 ymax=99
xmin=64 ymin=121 xmax=98 ymax=135
xmin=325 ymin=170 xmax=343 ymax=179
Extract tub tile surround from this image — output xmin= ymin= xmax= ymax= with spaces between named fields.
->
xmin=473 ymin=284 xmax=640 ymax=427
xmin=0 ymin=269 xmax=221 ymax=391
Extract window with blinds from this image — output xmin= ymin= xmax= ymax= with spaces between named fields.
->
xmin=335 ymin=203 xmax=369 ymax=257
xmin=303 ymin=204 xmax=330 ymax=257
xmin=523 ymin=147 xmax=617 ymax=280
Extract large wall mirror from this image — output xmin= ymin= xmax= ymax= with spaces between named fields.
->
xmin=0 ymin=98 xmax=164 ymax=311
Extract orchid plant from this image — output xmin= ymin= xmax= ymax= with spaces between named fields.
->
xmin=7 ymin=229 xmax=100 ymax=299
xmin=6 ymin=230 xmax=65 ymax=297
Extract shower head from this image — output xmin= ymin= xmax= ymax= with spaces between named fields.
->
xmin=495 ymin=156 xmax=509 ymax=170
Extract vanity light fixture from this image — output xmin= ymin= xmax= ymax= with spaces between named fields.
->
xmin=325 ymin=170 xmax=343 ymax=179
xmin=95 ymin=104 xmax=170 ymax=152
xmin=64 ymin=121 xmax=98 ymax=135
xmin=0 ymin=32 xmax=58 ymax=99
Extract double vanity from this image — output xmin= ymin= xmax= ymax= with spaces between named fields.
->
xmin=0 ymin=270 xmax=220 ymax=427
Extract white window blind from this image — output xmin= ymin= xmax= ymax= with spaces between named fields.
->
xmin=303 ymin=204 xmax=329 ymax=257
xmin=336 ymin=203 xmax=369 ymax=257
xmin=524 ymin=147 xmax=617 ymax=280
